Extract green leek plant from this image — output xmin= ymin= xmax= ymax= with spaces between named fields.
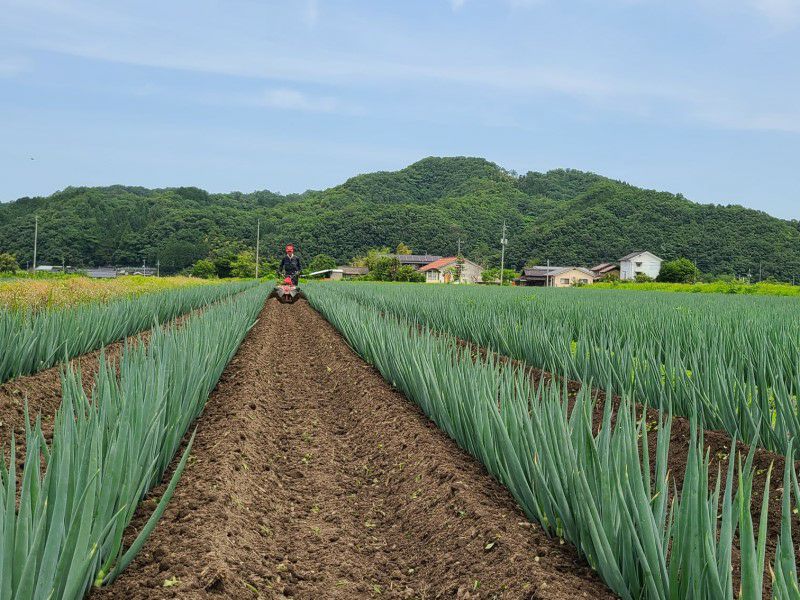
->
xmin=318 ymin=282 xmax=800 ymax=459
xmin=0 ymin=280 xmax=258 ymax=384
xmin=0 ymin=284 xmax=268 ymax=599
xmin=306 ymin=285 xmax=794 ymax=599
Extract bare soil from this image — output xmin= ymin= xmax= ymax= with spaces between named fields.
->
xmin=94 ymin=300 xmax=613 ymax=599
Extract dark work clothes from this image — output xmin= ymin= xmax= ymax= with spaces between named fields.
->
xmin=280 ymin=254 xmax=302 ymax=282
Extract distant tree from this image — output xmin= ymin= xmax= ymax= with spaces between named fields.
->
xmin=396 ymin=265 xmax=425 ymax=282
xmin=0 ymin=253 xmax=20 ymax=273
xmin=367 ymin=256 xmax=402 ymax=281
xmin=482 ymin=267 xmax=518 ymax=285
xmin=191 ymin=259 xmax=217 ymax=279
xmin=351 ymin=247 xmax=391 ymax=268
xmin=230 ymin=251 xmax=257 ymax=278
xmin=308 ymin=253 xmax=337 ymax=274
xmin=395 ymin=242 xmax=412 ymax=255
xmin=208 ymin=244 xmax=243 ymax=279
xmin=658 ymin=258 xmax=699 ymax=283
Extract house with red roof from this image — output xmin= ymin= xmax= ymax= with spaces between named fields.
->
xmin=419 ymin=256 xmax=484 ymax=284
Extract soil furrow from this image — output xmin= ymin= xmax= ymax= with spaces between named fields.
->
xmin=95 ymin=299 xmax=613 ymax=599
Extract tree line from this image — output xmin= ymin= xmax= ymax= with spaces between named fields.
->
xmin=2 ymin=157 xmax=799 ymax=281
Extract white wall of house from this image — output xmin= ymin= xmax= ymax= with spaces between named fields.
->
xmin=424 ymin=259 xmax=484 ymax=283
xmin=620 ymin=252 xmax=662 ymax=280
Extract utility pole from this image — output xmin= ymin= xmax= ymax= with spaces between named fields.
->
xmin=547 ymin=258 xmax=551 ymax=287
xmin=156 ymin=259 xmax=160 ymax=277
xmin=499 ymin=220 xmax=508 ymax=286
xmin=759 ymin=262 xmax=763 ymax=282
xmin=32 ymin=215 xmax=38 ymax=273
xmin=255 ymin=219 xmax=261 ymax=279
xmin=143 ymin=257 xmax=147 ymax=275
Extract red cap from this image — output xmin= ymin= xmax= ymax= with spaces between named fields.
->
xmin=286 ymin=244 xmax=294 ymax=253
xmin=284 ymin=277 xmax=293 ymax=284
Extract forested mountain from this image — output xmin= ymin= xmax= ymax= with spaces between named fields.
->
xmin=1 ymin=156 xmax=798 ymax=278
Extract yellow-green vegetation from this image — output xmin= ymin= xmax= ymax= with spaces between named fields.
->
xmin=592 ymin=279 xmax=800 ymax=296
xmin=0 ymin=275 xmax=220 ymax=311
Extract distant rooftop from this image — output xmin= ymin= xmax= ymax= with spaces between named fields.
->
xmin=386 ymin=254 xmax=442 ymax=265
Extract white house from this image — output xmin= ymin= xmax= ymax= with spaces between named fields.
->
xmin=619 ymin=251 xmax=663 ymax=280
xmin=419 ymin=257 xmax=484 ymax=284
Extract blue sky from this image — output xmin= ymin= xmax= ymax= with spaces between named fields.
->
xmin=1 ymin=0 xmax=798 ymax=218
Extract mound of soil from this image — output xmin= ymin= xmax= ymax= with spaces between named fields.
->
xmin=95 ymin=300 xmax=612 ymax=599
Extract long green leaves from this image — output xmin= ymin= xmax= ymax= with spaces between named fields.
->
xmin=319 ymin=282 xmax=800 ymax=459
xmin=0 ymin=284 xmax=268 ymax=600
xmin=306 ymin=284 xmax=795 ymax=599
xmin=0 ymin=280 xmax=258 ymax=384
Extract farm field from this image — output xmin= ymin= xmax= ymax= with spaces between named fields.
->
xmin=1 ymin=280 xmax=799 ymax=599
xmin=0 ymin=279 xmax=257 ymax=383
xmin=592 ymin=280 xmax=800 ymax=296
xmin=0 ymin=275 xmax=220 ymax=311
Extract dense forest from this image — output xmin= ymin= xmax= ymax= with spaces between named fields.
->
xmin=1 ymin=156 xmax=798 ymax=278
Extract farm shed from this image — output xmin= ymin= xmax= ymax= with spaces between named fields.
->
xmin=619 ymin=251 xmax=663 ymax=280
xmin=86 ymin=267 xmax=117 ymax=278
xmin=419 ymin=257 xmax=483 ymax=284
xmin=309 ymin=266 xmax=369 ymax=280
xmin=517 ymin=266 xmax=595 ymax=287
xmin=591 ymin=263 xmax=620 ymax=279
xmin=385 ymin=254 xmax=443 ymax=269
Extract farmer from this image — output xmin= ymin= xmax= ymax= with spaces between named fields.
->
xmin=279 ymin=244 xmax=302 ymax=285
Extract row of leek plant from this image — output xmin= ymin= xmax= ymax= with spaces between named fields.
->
xmin=0 ymin=283 xmax=269 ymax=600
xmin=319 ymin=282 xmax=800 ymax=459
xmin=0 ymin=280 xmax=258 ymax=384
xmin=306 ymin=284 xmax=800 ymax=599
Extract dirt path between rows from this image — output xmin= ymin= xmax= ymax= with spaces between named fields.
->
xmin=96 ymin=299 xmax=613 ymax=600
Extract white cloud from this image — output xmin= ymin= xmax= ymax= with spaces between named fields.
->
xmin=450 ymin=0 xmax=466 ymax=10
xmin=0 ymin=56 xmax=30 ymax=76
xmin=304 ymin=0 xmax=319 ymax=28
xmin=259 ymin=88 xmax=339 ymax=112
xmin=200 ymin=87 xmax=351 ymax=114
xmin=750 ymin=0 xmax=800 ymax=25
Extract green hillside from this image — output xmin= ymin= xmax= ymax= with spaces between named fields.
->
xmin=1 ymin=156 xmax=798 ymax=278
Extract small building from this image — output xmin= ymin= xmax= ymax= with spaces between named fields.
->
xmin=591 ymin=263 xmax=620 ymax=279
xmin=619 ymin=251 xmax=663 ymax=280
xmin=517 ymin=266 xmax=596 ymax=287
xmin=34 ymin=265 xmax=61 ymax=273
xmin=86 ymin=267 xmax=117 ymax=278
xmin=308 ymin=266 xmax=369 ymax=280
xmin=419 ymin=257 xmax=483 ymax=284
xmin=385 ymin=254 xmax=443 ymax=270
xmin=116 ymin=266 xmax=157 ymax=276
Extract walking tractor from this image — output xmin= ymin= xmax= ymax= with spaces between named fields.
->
xmin=269 ymin=276 xmax=304 ymax=304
